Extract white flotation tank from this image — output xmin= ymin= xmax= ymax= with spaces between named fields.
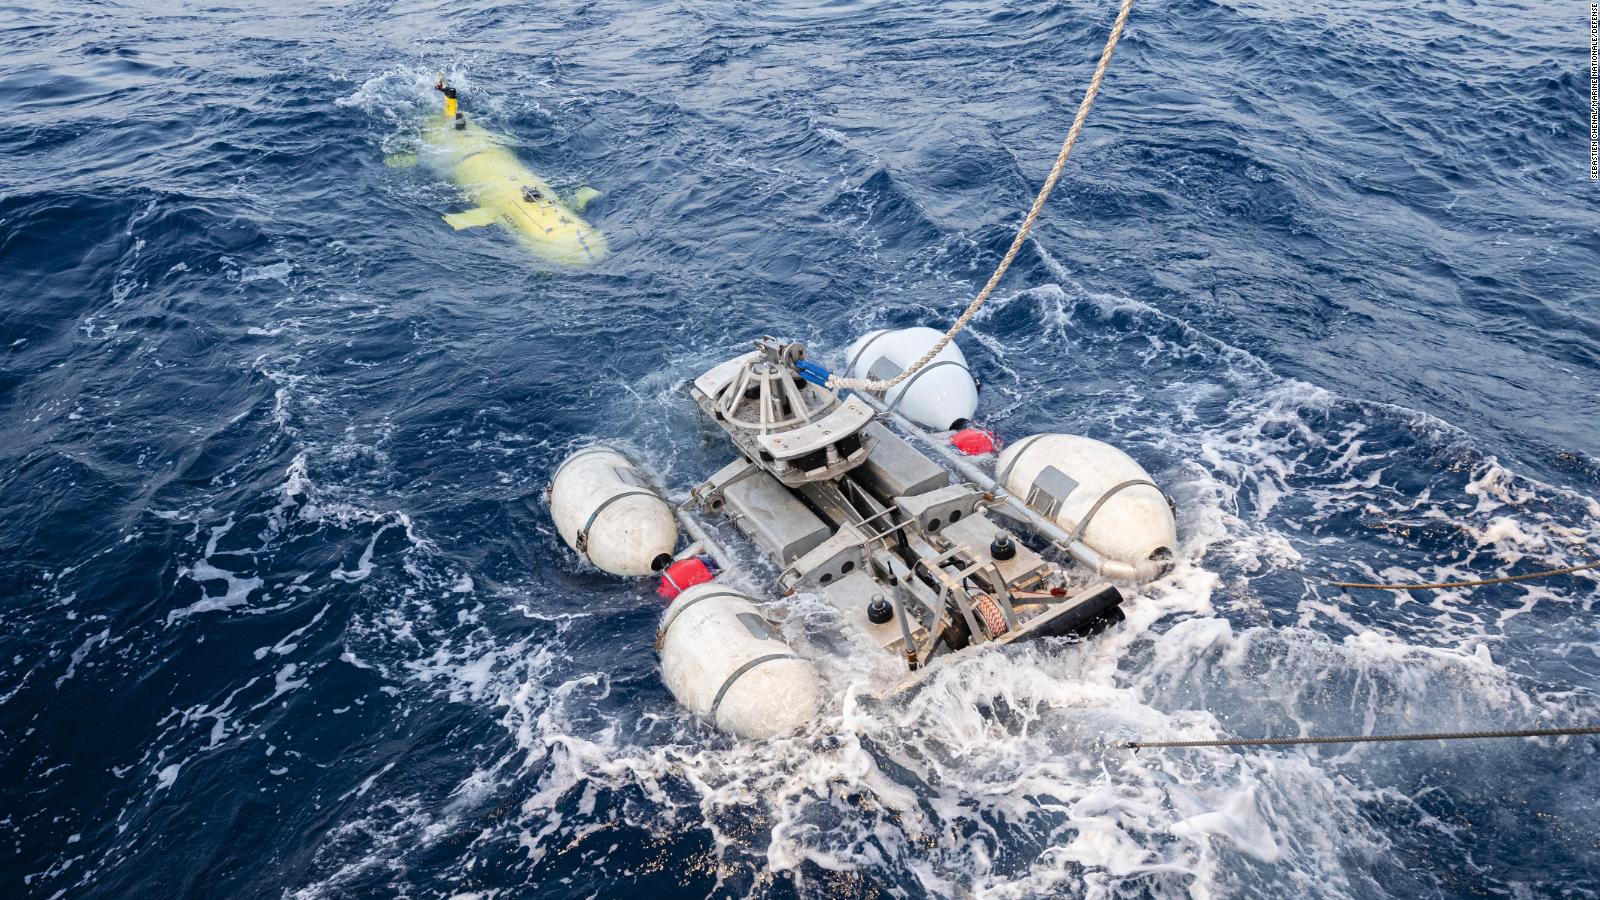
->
xmin=844 ymin=327 xmax=979 ymax=431
xmin=995 ymin=434 xmax=1176 ymax=582
xmin=550 ymin=447 xmax=678 ymax=577
xmin=657 ymin=584 xmax=821 ymax=739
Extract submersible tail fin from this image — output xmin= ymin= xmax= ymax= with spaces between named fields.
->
xmin=570 ymin=186 xmax=602 ymax=212
xmin=443 ymin=207 xmax=499 ymax=230
xmin=435 ymin=75 xmax=458 ymax=119
xmin=435 ymin=76 xmax=465 ymax=131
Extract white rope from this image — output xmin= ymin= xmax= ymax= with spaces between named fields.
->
xmin=827 ymin=0 xmax=1135 ymax=393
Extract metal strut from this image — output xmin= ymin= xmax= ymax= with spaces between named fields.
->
xmin=851 ymin=392 xmax=1142 ymax=581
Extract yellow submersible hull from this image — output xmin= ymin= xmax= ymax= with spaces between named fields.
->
xmin=418 ymin=84 xmax=606 ymax=266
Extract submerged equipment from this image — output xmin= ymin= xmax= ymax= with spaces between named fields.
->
xmin=549 ymin=333 xmax=1177 ymax=739
xmin=396 ymin=78 xmax=607 ymax=266
xmin=540 ymin=0 xmax=1164 ymax=741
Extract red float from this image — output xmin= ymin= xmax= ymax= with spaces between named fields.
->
xmin=657 ymin=555 xmax=716 ymax=601
xmin=950 ymin=427 xmax=998 ymax=456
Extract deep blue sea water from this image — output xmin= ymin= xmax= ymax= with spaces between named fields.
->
xmin=3 ymin=0 xmax=1598 ymax=896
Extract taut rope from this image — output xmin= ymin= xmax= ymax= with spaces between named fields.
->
xmin=826 ymin=0 xmax=1136 ymax=393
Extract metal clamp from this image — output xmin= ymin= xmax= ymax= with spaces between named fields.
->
xmin=1023 ymin=466 xmax=1079 ymax=518
xmin=842 ymin=329 xmax=891 ymax=378
xmin=884 ymin=359 xmax=970 ymax=416
xmin=655 ymin=588 xmax=748 ymax=649
xmin=1064 ymin=479 xmax=1159 ymax=545
xmin=551 ymin=446 xmax=624 ymax=486
xmin=709 ymin=653 xmax=801 ymax=724
xmin=993 ymin=433 xmax=1047 ymax=491
xmin=576 ymin=489 xmax=656 ymax=555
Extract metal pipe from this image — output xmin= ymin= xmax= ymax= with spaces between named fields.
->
xmin=674 ymin=507 xmax=739 ymax=577
xmin=853 ymin=393 xmax=1140 ymax=582
xmin=882 ymin=590 xmax=919 ymax=671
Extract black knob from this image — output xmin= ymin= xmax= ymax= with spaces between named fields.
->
xmin=866 ymin=595 xmax=894 ymax=625
xmin=990 ymin=534 xmax=1016 ymax=561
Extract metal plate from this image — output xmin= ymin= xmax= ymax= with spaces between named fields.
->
xmin=722 ymin=468 xmax=831 ymax=564
xmin=738 ymin=612 xmax=780 ymax=643
xmin=757 ymin=395 xmax=874 ymax=460
xmin=866 ymin=356 xmax=902 ymax=381
xmin=692 ymin=351 xmax=758 ymax=400
xmin=938 ymin=514 xmax=1050 ymax=589
xmin=853 ymin=422 xmax=949 ymax=499
xmin=809 ymin=568 xmax=908 ymax=651
xmin=1025 ymin=465 xmax=1079 ymax=518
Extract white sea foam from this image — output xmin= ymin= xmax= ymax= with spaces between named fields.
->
xmin=239 ymin=261 xmax=293 ymax=285
xmin=167 ymin=518 xmax=265 ymax=624
xmin=172 ymin=218 xmax=1596 ymax=898
xmin=337 ymin=283 xmax=1589 ymax=897
xmin=54 ymin=628 xmax=111 ymax=688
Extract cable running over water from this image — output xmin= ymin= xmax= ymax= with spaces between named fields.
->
xmin=824 ymin=0 xmax=1136 ymax=393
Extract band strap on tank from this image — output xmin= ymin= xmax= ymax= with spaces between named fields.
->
xmin=1064 ymin=479 xmax=1159 ymax=545
xmin=993 ymin=433 xmax=1047 ymax=491
xmin=655 ymin=589 xmax=748 ymax=649
xmin=842 ymin=329 xmax=891 ymax=378
xmin=709 ymin=653 xmax=801 ymax=724
xmin=884 ymin=359 xmax=970 ymax=414
xmin=551 ymin=446 xmax=626 ymax=486
xmin=576 ymin=489 xmax=655 ymax=555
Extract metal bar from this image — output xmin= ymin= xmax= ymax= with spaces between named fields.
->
xmin=886 ymin=588 xmax=919 ymax=671
xmin=884 ymin=556 xmax=939 ymax=618
xmin=674 ymin=507 xmax=738 ymax=577
xmin=917 ymin=603 xmax=949 ymax=668
xmin=985 ymin=562 xmax=1021 ymax=631
xmin=928 ymin=563 xmax=986 ymax=646
xmin=1123 ymin=724 xmax=1600 ymax=751
xmin=852 ymin=393 xmax=1138 ymax=581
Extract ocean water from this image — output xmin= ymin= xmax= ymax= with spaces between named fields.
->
xmin=3 ymin=0 xmax=1598 ymax=896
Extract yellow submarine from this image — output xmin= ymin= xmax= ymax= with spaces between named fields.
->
xmin=399 ymin=80 xmax=606 ymax=266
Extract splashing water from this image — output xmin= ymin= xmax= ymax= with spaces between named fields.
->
xmin=2 ymin=0 xmax=1596 ymax=897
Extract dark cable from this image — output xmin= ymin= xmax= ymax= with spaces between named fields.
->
xmin=1292 ymin=559 xmax=1600 ymax=592
xmin=1122 ymin=724 xmax=1600 ymax=751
